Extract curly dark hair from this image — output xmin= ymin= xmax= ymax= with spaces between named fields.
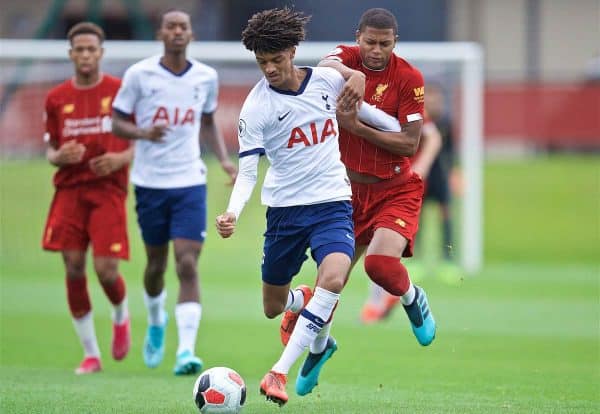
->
xmin=241 ymin=8 xmax=311 ymax=53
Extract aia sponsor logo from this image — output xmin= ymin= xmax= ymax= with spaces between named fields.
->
xmin=152 ymin=106 xmax=195 ymax=126
xmin=287 ymin=118 xmax=337 ymax=148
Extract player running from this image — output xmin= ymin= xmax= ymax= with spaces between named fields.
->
xmin=215 ymin=8 xmax=400 ymax=406
xmin=112 ymin=9 xmax=237 ymax=375
xmin=42 ymin=22 xmax=133 ymax=374
xmin=319 ymin=8 xmax=437 ymax=345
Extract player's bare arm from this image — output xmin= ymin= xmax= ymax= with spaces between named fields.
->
xmin=46 ymin=139 xmax=86 ymax=167
xmin=318 ymin=59 xmax=365 ymax=109
xmin=411 ymin=121 xmax=442 ymax=179
xmin=111 ymin=111 xmax=167 ymax=142
xmin=200 ymin=113 xmax=238 ymax=184
xmin=337 ymin=104 xmax=423 ymax=156
xmin=89 ymin=145 xmax=134 ymax=176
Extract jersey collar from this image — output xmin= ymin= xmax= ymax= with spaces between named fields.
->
xmin=269 ymin=67 xmax=312 ymax=96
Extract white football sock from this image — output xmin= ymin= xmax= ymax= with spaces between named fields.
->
xmin=284 ymin=287 xmax=306 ymax=313
xmin=310 ymin=320 xmax=332 ymax=354
xmin=272 ymin=287 xmax=339 ymax=374
xmin=175 ymin=302 xmax=202 ymax=356
xmin=144 ymin=290 xmax=167 ymax=325
xmin=112 ymin=296 xmax=129 ymax=325
xmin=400 ymin=282 xmax=416 ymax=305
xmin=72 ymin=311 xmax=100 ymax=358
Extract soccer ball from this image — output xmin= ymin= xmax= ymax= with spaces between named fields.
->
xmin=193 ymin=367 xmax=246 ymax=414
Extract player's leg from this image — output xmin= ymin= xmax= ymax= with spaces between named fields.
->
xmin=293 ymin=201 xmax=353 ymax=395
xmin=93 ymin=257 xmax=130 ymax=360
xmin=170 ymin=185 xmax=207 ymax=375
xmin=43 ymin=187 xmax=101 ymax=374
xmin=367 ymin=228 xmax=436 ymax=346
xmin=88 ymin=186 xmax=131 ymax=361
xmin=134 ymin=186 xmax=171 ymax=368
xmin=172 ymin=238 xmax=203 ymax=375
xmin=260 ymin=206 xmax=312 ymax=405
xmin=142 ymin=243 xmax=169 ymax=368
xmin=364 ymin=175 xmax=435 ymax=346
xmin=63 ymin=250 xmax=102 ymax=374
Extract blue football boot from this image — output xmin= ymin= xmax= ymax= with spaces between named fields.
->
xmin=295 ymin=337 xmax=338 ymax=396
xmin=403 ymin=286 xmax=436 ymax=346
xmin=143 ymin=311 xmax=167 ymax=368
xmin=173 ymin=350 xmax=203 ymax=376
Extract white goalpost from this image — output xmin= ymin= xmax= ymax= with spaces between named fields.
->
xmin=0 ymin=39 xmax=484 ymax=274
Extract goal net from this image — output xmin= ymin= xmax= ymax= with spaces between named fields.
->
xmin=0 ymin=39 xmax=484 ymax=274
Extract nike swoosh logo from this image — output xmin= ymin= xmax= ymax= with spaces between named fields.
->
xmin=345 ymin=233 xmax=354 ymax=240
xmin=278 ymin=110 xmax=291 ymax=121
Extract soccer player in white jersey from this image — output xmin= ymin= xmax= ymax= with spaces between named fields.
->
xmin=111 ymin=9 xmax=237 ymax=376
xmin=215 ymin=8 xmax=400 ymax=406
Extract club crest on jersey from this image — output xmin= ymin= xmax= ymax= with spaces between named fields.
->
xmin=372 ymin=83 xmax=389 ymax=102
xmin=287 ymin=118 xmax=337 ymax=148
xmin=152 ymin=106 xmax=195 ymax=126
xmin=100 ymin=96 xmax=112 ymax=114
xmin=321 ymin=94 xmax=331 ymax=110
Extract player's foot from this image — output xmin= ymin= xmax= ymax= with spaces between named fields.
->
xmin=437 ymin=261 xmax=463 ymax=286
xmin=280 ymin=285 xmax=313 ymax=346
xmin=143 ymin=311 xmax=167 ymax=368
xmin=112 ymin=318 xmax=131 ymax=361
xmin=296 ymin=336 xmax=338 ymax=396
xmin=75 ymin=356 xmax=102 ymax=375
xmin=360 ymin=292 xmax=401 ymax=324
xmin=260 ymin=370 xmax=288 ymax=406
xmin=173 ymin=350 xmax=203 ymax=376
xmin=402 ymin=286 xmax=436 ymax=346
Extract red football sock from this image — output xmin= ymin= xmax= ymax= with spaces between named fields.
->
xmin=66 ymin=277 xmax=91 ymax=318
xmin=100 ymin=274 xmax=126 ymax=306
xmin=364 ymin=255 xmax=411 ymax=296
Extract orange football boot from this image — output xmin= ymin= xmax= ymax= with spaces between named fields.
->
xmin=280 ymin=285 xmax=312 ymax=345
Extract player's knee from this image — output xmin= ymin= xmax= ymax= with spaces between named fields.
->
xmin=364 ymin=255 xmax=390 ymax=285
xmin=146 ymin=259 xmax=167 ymax=278
xmin=176 ymin=254 xmax=197 ymax=279
xmin=316 ymin=273 xmax=345 ymax=294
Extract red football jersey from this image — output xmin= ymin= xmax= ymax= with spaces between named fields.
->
xmin=326 ymin=45 xmax=425 ymax=180
xmin=44 ymin=74 xmax=130 ymax=190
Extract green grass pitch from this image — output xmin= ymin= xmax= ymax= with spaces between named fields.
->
xmin=1 ymin=155 xmax=598 ymax=413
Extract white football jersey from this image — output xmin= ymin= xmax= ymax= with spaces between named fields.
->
xmin=238 ymin=67 xmax=351 ymax=207
xmin=113 ymin=55 xmax=218 ymax=188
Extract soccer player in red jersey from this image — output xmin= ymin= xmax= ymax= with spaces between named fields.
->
xmin=41 ymin=22 xmax=133 ymax=374
xmin=319 ymin=8 xmax=437 ymax=345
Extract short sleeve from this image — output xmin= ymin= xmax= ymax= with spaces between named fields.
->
xmin=322 ymin=45 xmax=362 ymax=68
xmin=203 ymin=71 xmax=219 ymax=114
xmin=112 ymin=66 xmax=139 ymax=116
xmin=319 ymin=67 xmax=346 ymax=100
xmin=237 ymin=91 xmax=266 ymax=158
xmin=398 ymin=67 xmax=425 ymax=124
xmin=43 ymin=94 xmax=59 ymax=147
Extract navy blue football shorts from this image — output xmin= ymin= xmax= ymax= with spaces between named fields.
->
xmin=134 ymin=184 xmax=207 ymax=246
xmin=261 ymin=200 xmax=355 ymax=286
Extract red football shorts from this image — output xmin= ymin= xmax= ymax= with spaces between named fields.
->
xmin=351 ymin=171 xmax=424 ymax=257
xmin=42 ymin=183 xmax=129 ymax=259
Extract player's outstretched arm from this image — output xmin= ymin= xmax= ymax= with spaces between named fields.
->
xmin=215 ymin=154 xmax=259 ymax=238
xmin=200 ymin=113 xmax=237 ymax=184
xmin=318 ymin=59 xmax=365 ymax=110
xmin=111 ymin=112 xmax=166 ymax=142
xmin=337 ymin=105 xmax=422 ymax=157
